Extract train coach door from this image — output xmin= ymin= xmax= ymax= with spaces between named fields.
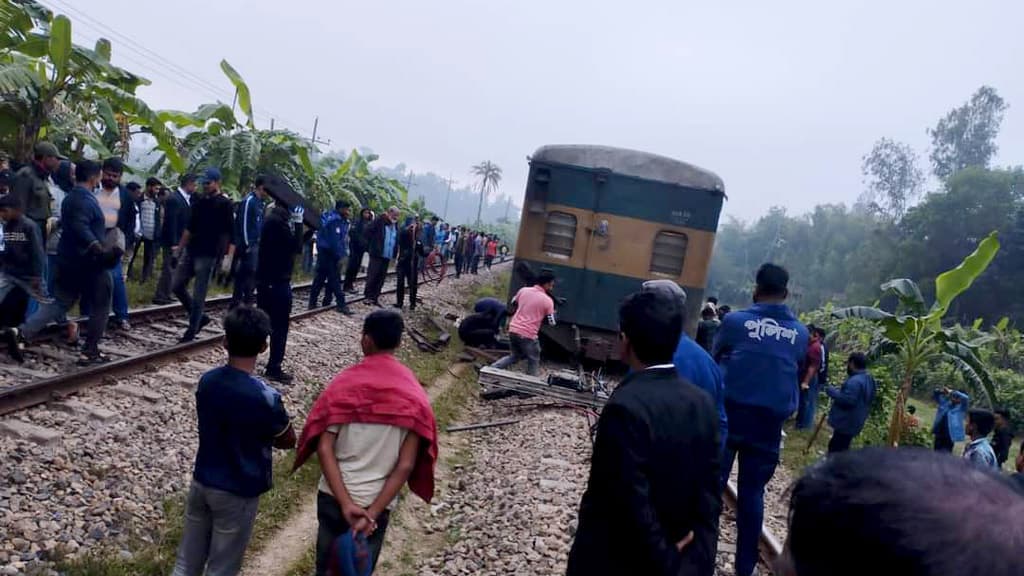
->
xmin=576 ymin=169 xmax=619 ymax=333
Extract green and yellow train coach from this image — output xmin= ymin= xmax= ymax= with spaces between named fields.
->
xmin=510 ymin=145 xmax=726 ymax=362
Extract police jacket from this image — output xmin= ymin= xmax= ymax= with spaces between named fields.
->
xmin=826 ymin=370 xmax=877 ymax=435
xmin=316 ymin=211 xmax=348 ymax=258
xmin=567 ymin=366 xmax=721 ymax=576
xmin=234 ymin=192 xmax=265 ymax=250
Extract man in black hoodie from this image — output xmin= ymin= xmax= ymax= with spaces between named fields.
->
xmin=343 ymin=207 xmax=372 ymax=293
xmin=256 ymin=202 xmax=306 ymax=384
xmin=0 ymin=195 xmax=45 ymax=330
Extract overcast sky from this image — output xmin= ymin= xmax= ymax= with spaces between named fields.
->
xmin=54 ymin=0 xmax=1024 ymax=221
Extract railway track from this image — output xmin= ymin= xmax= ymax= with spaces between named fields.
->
xmin=0 ymin=269 xmax=403 ymax=415
xmin=723 ymin=480 xmax=784 ymax=571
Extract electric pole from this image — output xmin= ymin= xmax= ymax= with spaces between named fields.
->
xmin=309 ymin=116 xmax=331 ymax=160
xmin=443 ymin=174 xmax=454 ymax=221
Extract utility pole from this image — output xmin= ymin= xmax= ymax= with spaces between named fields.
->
xmin=406 ymin=171 xmax=414 ymax=190
xmin=443 ymin=174 xmax=454 ymax=221
xmin=270 ymin=118 xmax=275 ymax=130
xmin=504 ymin=196 xmax=511 ymax=222
xmin=309 ymin=116 xmax=332 ymax=160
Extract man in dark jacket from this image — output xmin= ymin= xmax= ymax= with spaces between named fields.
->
xmin=825 ymin=352 xmax=877 ymax=453
xmin=394 ymin=216 xmax=423 ymax=310
xmin=0 ymin=195 xmax=45 ymax=329
xmin=256 ymin=203 xmax=307 ymax=384
xmin=363 ymin=206 xmax=398 ymax=306
xmin=8 ymin=160 xmax=119 ymax=365
xmin=10 ymin=142 xmax=61 ymax=235
xmin=713 ymin=263 xmax=807 ymax=576
xmin=308 ymin=200 xmax=353 ymax=315
xmin=153 ymin=174 xmax=195 ymax=304
xmin=567 ymin=289 xmax=720 ymax=576
xmin=173 ymin=168 xmax=234 ymax=342
xmin=231 ymin=177 xmax=269 ymax=309
xmin=342 ymin=207 xmax=372 ymax=292
xmin=992 ymin=408 xmax=1014 ymax=469
xmin=695 ymin=303 xmax=720 ymax=352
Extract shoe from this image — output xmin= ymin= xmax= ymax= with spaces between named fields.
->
xmin=151 ymin=298 xmax=173 ymax=306
xmin=336 ymin=307 xmax=354 ymax=316
xmin=392 ymin=303 xmax=403 ymax=310
xmin=198 ymin=315 xmax=212 ymax=331
xmin=76 ymin=351 xmax=110 ymax=366
xmin=345 ymin=288 xmax=357 ymax=294
xmin=111 ymin=319 xmax=131 ymax=332
xmin=178 ymin=332 xmax=196 ymax=344
xmin=264 ymin=369 xmax=294 ymax=384
xmin=3 ymin=328 xmax=24 ymax=363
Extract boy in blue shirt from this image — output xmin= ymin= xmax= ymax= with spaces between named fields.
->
xmin=963 ymin=409 xmax=998 ymax=469
xmin=713 ymin=263 xmax=807 ymax=576
xmin=172 ymin=306 xmax=296 ymax=576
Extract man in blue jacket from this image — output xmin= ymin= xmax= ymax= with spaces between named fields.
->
xmin=9 ymin=160 xmax=119 ymax=365
xmin=308 ymin=200 xmax=352 ymax=315
xmin=825 ymin=352 xmax=877 ymax=453
xmin=713 ymin=263 xmax=807 ymax=576
xmin=932 ymin=387 xmax=969 ymax=453
xmin=230 ymin=177 xmax=269 ymax=309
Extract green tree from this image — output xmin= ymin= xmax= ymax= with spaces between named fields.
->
xmin=833 ymin=232 xmax=1000 ymax=445
xmin=471 ymin=160 xmax=502 ymax=225
xmin=928 ymin=85 xmax=1008 ymax=181
xmin=860 ymin=137 xmax=923 ymax=221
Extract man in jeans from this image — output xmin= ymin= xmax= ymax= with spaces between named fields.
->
xmin=713 ymin=263 xmax=808 ymax=576
xmin=153 ymin=174 xmax=194 ymax=305
xmin=9 ymin=160 xmax=119 ymax=365
xmin=172 ymin=306 xmax=295 ymax=576
xmin=173 ymin=168 xmax=234 ymax=342
xmin=491 ymin=271 xmax=556 ymax=376
xmin=231 ymin=177 xmax=269 ymax=309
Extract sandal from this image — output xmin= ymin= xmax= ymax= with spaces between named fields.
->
xmin=3 ymin=328 xmax=24 ymax=363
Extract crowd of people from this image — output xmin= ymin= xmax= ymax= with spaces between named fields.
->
xmin=0 ymin=143 xmax=508 ymax=377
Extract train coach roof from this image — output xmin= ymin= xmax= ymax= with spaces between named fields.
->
xmin=532 ymin=145 xmax=725 ymax=194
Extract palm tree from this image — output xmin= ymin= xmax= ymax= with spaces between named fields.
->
xmin=471 ymin=161 xmax=502 ymax=225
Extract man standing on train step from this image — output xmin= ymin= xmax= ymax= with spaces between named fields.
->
xmin=713 ymin=263 xmax=807 ymax=576
xmin=567 ymin=287 xmax=720 ymax=576
xmin=490 ymin=271 xmax=556 ymax=376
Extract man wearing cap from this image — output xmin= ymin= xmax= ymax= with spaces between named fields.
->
xmin=173 ymin=168 xmax=235 ymax=342
xmin=308 ymin=200 xmax=353 ymax=315
xmin=567 ymin=285 xmax=720 ymax=576
xmin=11 ymin=142 xmax=61 ymax=235
xmin=8 ymin=160 xmax=119 ymax=365
xmin=154 ymin=174 xmax=195 ymax=305
xmin=231 ymin=176 xmax=269 ymax=309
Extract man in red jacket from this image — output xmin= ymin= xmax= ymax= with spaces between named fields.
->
xmin=294 ymin=309 xmax=437 ymax=576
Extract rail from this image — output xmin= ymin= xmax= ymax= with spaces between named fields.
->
xmin=723 ymin=480 xmax=784 ymax=568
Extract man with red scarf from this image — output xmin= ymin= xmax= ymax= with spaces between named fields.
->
xmin=294 ymin=309 xmax=437 ymax=576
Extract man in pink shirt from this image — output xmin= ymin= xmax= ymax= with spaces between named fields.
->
xmin=491 ymin=271 xmax=556 ymax=376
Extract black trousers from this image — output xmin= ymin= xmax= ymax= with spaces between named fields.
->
xmin=934 ymin=434 xmax=955 ymax=453
xmin=454 ymin=253 xmax=464 ymax=278
xmin=827 ymin=431 xmax=855 ymax=454
xmin=256 ymin=281 xmax=291 ymax=373
xmin=128 ymin=238 xmax=157 ymax=282
xmin=343 ymin=246 xmax=365 ymax=291
xmin=395 ymin=257 xmax=418 ymax=308
xmin=470 ymin=255 xmax=480 ymax=274
xmin=0 ymin=284 xmax=29 ymax=328
xmin=310 ymin=252 xmax=346 ymax=310
xmin=231 ymin=246 xmax=259 ymax=308
xmin=153 ymin=245 xmax=176 ymax=301
xmin=363 ymin=255 xmax=389 ymax=302
xmin=315 ymin=492 xmax=390 ymax=576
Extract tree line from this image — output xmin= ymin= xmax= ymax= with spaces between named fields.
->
xmin=708 ymin=85 xmax=1022 ymax=327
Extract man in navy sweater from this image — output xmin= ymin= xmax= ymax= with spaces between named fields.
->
xmin=231 ymin=177 xmax=268 ymax=309
xmin=308 ymin=200 xmax=353 ymax=315
xmin=825 ymin=352 xmax=877 ymax=453
xmin=713 ymin=263 xmax=807 ymax=576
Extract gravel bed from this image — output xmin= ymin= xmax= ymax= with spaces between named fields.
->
xmin=0 ymin=268 xmax=504 ymax=574
xmin=414 ymin=366 xmax=794 ymax=576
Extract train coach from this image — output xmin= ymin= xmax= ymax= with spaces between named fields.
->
xmin=510 ymin=145 xmax=726 ymax=362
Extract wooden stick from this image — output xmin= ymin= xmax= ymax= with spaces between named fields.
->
xmin=804 ymin=412 xmax=829 ymax=454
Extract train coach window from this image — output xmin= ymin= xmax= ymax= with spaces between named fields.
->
xmin=542 ymin=211 xmax=577 ymax=259
xmin=650 ymin=231 xmax=688 ymax=276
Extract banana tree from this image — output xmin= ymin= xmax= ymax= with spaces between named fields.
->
xmin=833 ymin=231 xmax=1000 ymax=445
xmin=328 ymin=149 xmax=409 ymax=211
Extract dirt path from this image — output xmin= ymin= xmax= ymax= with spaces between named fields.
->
xmin=240 ymin=362 xmax=474 ymax=576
